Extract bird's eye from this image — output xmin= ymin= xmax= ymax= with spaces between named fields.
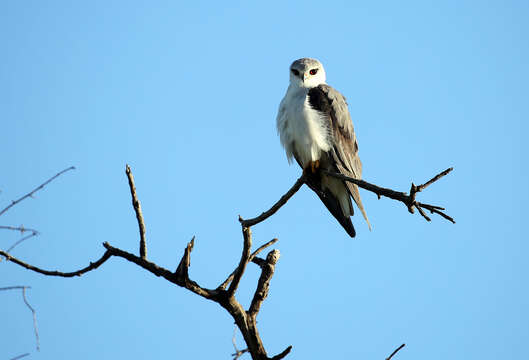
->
xmin=291 ymin=69 xmax=299 ymax=76
xmin=310 ymin=68 xmax=318 ymax=75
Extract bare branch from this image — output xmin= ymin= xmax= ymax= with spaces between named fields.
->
xmin=218 ymin=238 xmax=278 ymax=291
xmin=0 ymin=225 xmax=40 ymax=234
xmin=270 ymin=346 xmax=293 ymax=360
xmin=0 ymin=250 xmax=112 ymax=277
xmin=240 ymin=175 xmax=305 ymax=227
xmin=0 ymin=166 xmax=75 ymax=217
xmin=417 ymin=168 xmax=453 ymax=191
xmin=102 ymin=241 xmax=219 ymax=301
xmin=7 ymin=231 xmax=39 ymax=253
xmin=125 ymin=165 xmax=147 ymax=259
xmin=386 ymin=343 xmax=405 ymax=360
xmin=3 ymin=164 xmax=434 ymax=360
xmin=22 ymin=287 xmax=40 ymax=351
xmin=1 ymin=286 xmax=39 ymax=351
xmin=232 ymin=328 xmax=249 ymax=359
xmin=175 ymin=236 xmax=195 ymax=281
xmin=0 ymin=286 xmax=31 ymax=291
xmin=323 ymin=168 xmax=455 ymax=224
xmin=415 ymin=203 xmax=431 ymax=221
xmin=248 ymin=249 xmax=280 ymax=317
xmin=250 ymin=238 xmax=279 ymax=260
xmin=227 ymin=226 xmax=252 ymax=297
xmin=10 ymin=353 xmax=30 ymax=360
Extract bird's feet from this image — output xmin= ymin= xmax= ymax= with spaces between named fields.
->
xmin=304 ymin=160 xmax=320 ymax=174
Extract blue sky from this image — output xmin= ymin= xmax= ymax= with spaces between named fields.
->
xmin=1 ymin=1 xmax=527 ymax=359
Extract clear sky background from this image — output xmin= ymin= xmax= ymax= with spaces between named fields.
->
xmin=1 ymin=1 xmax=527 ymax=359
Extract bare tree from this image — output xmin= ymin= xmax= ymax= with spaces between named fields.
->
xmin=1 ymin=165 xmax=453 ymax=359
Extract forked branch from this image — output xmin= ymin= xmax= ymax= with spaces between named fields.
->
xmin=2 ymin=164 xmax=450 ymax=359
xmin=323 ymin=167 xmax=455 ymax=223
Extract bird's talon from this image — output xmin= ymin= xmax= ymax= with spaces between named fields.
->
xmin=311 ymin=160 xmax=320 ymax=174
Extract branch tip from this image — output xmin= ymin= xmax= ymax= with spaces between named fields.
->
xmin=271 ymin=345 xmax=293 ymax=360
xmin=324 ymin=168 xmax=454 ymax=224
xmin=0 ymin=166 xmax=75 ymax=217
xmin=125 ymin=164 xmax=148 ymax=259
xmin=386 ymin=343 xmax=405 ymax=360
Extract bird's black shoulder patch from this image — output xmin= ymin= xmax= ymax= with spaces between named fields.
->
xmin=308 ymin=85 xmax=332 ymax=114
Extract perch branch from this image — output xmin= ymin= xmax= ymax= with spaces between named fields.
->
xmin=386 ymin=343 xmax=405 ymax=360
xmin=125 ymin=165 xmax=147 ymax=259
xmin=0 ymin=166 xmax=75 ymax=217
xmin=323 ymin=168 xmax=455 ymax=223
xmin=240 ymin=175 xmax=306 ymax=227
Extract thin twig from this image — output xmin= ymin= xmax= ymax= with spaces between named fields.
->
xmin=7 ymin=231 xmax=39 ymax=253
xmin=0 ymin=286 xmax=32 ymax=291
xmin=9 ymin=354 xmax=30 ymax=360
xmin=0 ymin=250 xmax=112 ymax=277
xmin=240 ymin=175 xmax=305 ymax=227
xmin=232 ymin=328 xmax=249 ymax=359
xmin=0 ymin=225 xmax=40 ymax=234
xmin=386 ymin=343 xmax=405 ymax=360
xmin=218 ymin=238 xmax=278 ymax=290
xmin=417 ymin=168 xmax=453 ymax=191
xmin=1 ymin=286 xmax=39 ymax=351
xmin=22 ymin=287 xmax=40 ymax=351
xmin=125 ymin=165 xmax=147 ymax=259
xmin=0 ymin=166 xmax=75 ymax=217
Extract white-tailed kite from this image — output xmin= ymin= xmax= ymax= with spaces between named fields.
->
xmin=276 ymin=58 xmax=370 ymax=237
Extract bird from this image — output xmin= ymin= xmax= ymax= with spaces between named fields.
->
xmin=276 ymin=58 xmax=370 ymax=237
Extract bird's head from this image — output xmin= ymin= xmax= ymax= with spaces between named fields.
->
xmin=289 ymin=58 xmax=326 ymax=89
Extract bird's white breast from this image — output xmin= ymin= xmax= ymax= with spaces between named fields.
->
xmin=276 ymin=86 xmax=331 ymax=167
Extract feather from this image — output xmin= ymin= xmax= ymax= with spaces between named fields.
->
xmin=308 ymin=85 xmax=371 ymax=230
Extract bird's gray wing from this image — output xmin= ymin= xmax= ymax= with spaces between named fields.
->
xmin=308 ymin=84 xmax=371 ymax=229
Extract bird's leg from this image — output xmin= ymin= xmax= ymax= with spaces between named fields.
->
xmin=304 ymin=160 xmax=321 ymax=174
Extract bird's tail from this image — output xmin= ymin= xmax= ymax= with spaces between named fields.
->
xmin=304 ymin=175 xmax=356 ymax=238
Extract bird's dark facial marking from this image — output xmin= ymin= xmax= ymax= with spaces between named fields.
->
xmin=309 ymin=68 xmax=318 ymax=75
xmin=291 ymin=69 xmax=300 ymax=76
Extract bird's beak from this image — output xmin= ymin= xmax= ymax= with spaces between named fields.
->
xmin=302 ymin=73 xmax=306 ymax=84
